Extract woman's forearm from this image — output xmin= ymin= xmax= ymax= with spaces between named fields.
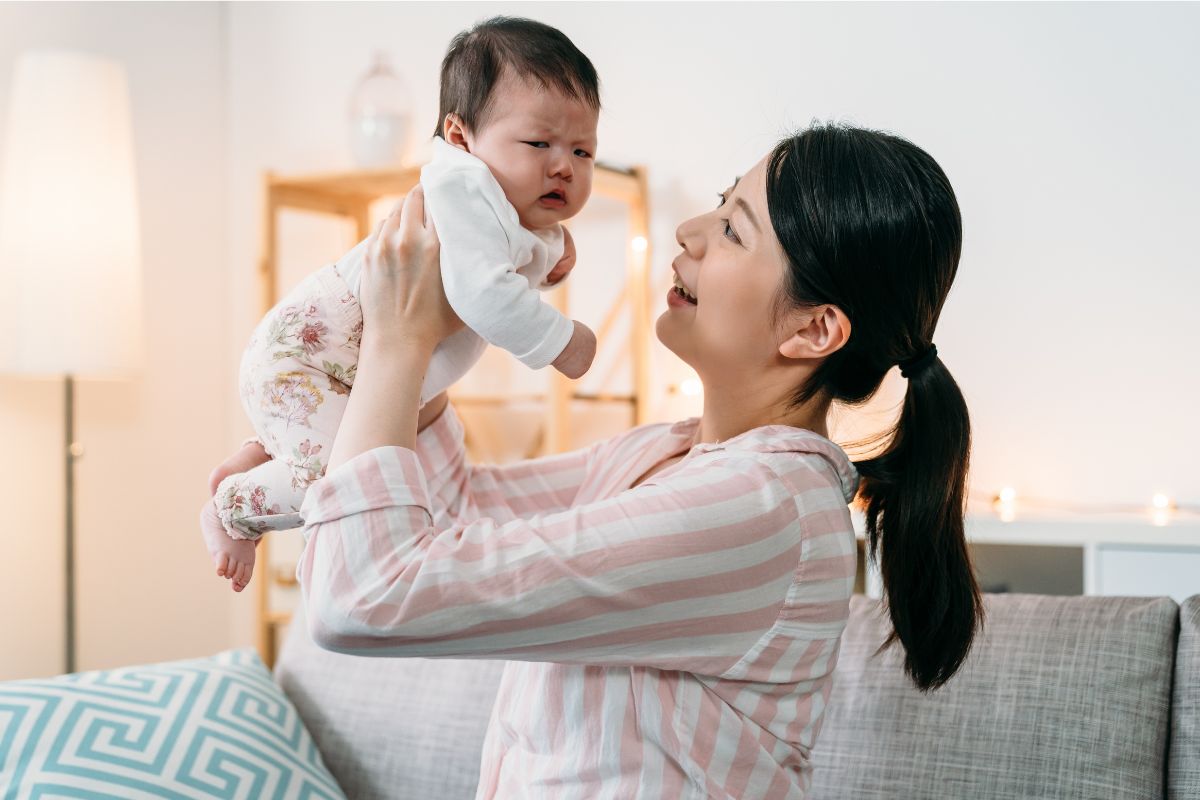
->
xmin=326 ymin=339 xmax=436 ymax=472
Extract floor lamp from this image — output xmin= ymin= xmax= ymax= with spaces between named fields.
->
xmin=0 ymin=51 xmax=144 ymax=674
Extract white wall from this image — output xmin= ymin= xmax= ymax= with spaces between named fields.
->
xmin=0 ymin=2 xmax=231 ymax=678
xmin=225 ymin=1 xmax=1200 ymax=513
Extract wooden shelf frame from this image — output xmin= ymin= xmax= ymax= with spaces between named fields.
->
xmin=254 ymin=160 xmax=652 ymax=666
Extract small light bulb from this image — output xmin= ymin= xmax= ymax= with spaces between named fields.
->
xmin=1150 ymin=493 xmax=1173 ymax=527
xmin=994 ymin=487 xmax=1017 ymax=523
xmin=680 ymin=378 xmax=702 ymax=397
xmin=631 ymin=236 xmax=648 ymax=253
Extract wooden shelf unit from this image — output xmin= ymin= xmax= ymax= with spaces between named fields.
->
xmin=254 ymin=160 xmax=652 ymax=667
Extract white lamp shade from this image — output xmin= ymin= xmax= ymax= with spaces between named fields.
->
xmin=0 ymin=50 xmax=143 ymax=378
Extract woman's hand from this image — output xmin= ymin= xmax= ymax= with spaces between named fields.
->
xmin=360 ymin=185 xmax=465 ymax=353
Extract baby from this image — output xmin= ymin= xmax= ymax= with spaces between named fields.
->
xmin=205 ymin=17 xmax=601 ymax=591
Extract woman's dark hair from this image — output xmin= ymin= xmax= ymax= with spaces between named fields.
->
xmin=434 ymin=16 xmax=601 ymax=138
xmin=766 ymin=122 xmax=984 ymax=693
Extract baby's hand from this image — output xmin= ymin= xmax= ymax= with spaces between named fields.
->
xmin=551 ymin=319 xmax=596 ymax=379
xmin=544 ymin=228 xmax=576 ymax=287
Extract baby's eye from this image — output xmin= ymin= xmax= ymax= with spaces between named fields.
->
xmin=523 ymin=141 xmax=549 ymax=149
xmin=574 ymin=149 xmax=592 ymax=159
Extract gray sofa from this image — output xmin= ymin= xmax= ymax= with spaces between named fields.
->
xmin=273 ymin=593 xmax=1200 ymax=799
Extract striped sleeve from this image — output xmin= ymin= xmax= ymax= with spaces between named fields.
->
xmin=413 ymin=402 xmax=599 ymax=526
xmin=295 ymin=443 xmax=810 ymax=676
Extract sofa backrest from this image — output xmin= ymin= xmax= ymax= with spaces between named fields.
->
xmin=273 ymin=605 xmax=505 ymax=800
xmin=810 ymin=592 xmax=1179 ymax=800
xmin=274 ymin=593 xmax=1192 ymax=800
xmin=1170 ymin=594 xmax=1200 ymax=800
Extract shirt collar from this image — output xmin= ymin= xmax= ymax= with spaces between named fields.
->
xmin=667 ymin=417 xmax=860 ymax=504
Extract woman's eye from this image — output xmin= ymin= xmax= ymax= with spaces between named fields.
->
xmin=524 ymin=141 xmax=549 ymax=149
xmin=722 ymin=219 xmax=741 ymax=244
xmin=716 ymin=191 xmax=728 ymax=208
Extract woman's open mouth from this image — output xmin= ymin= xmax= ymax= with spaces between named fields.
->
xmin=538 ymin=191 xmax=566 ymax=208
xmin=671 ymin=272 xmax=698 ymax=305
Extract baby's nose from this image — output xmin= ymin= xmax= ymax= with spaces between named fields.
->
xmin=550 ymin=155 xmax=573 ymax=178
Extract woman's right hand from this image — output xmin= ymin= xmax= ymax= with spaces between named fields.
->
xmin=359 ymin=186 xmax=464 ymax=353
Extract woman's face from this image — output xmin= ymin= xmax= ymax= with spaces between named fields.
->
xmin=656 ymin=154 xmax=796 ymax=383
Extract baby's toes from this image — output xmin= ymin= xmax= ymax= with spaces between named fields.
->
xmin=216 ymin=552 xmax=229 ymax=578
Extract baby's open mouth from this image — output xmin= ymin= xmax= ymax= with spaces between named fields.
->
xmin=540 ymin=191 xmax=566 ymax=203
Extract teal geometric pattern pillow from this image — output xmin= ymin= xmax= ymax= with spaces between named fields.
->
xmin=0 ymin=648 xmax=346 ymax=799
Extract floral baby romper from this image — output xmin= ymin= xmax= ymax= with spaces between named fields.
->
xmin=213 ymin=263 xmax=364 ymax=539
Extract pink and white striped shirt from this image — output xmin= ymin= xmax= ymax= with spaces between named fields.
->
xmin=296 ymin=402 xmax=860 ymax=799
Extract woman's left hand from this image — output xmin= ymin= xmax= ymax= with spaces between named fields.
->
xmin=360 ymin=185 xmax=465 ymax=352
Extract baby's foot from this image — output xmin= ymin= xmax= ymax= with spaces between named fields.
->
xmin=200 ymin=501 xmax=257 ymax=592
xmin=216 ymin=537 xmax=256 ymax=593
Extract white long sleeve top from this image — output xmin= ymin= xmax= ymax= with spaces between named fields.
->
xmin=334 ymin=136 xmax=575 ymax=404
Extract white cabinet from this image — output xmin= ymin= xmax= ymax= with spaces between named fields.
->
xmin=853 ymin=512 xmax=1200 ymax=602
xmin=1093 ymin=544 xmax=1200 ymax=604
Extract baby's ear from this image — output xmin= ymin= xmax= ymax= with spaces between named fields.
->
xmin=443 ymin=114 xmax=470 ymax=151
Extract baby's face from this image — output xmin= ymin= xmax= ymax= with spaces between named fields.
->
xmin=458 ymin=72 xmax=598 ymax=231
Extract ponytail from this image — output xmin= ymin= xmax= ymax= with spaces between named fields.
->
xmin=766 ymin=122 xmax=985 ymax=692
xmin=855 ymin=357 xmax=984 ymax=692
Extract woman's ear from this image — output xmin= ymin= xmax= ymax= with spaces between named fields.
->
xmin=442 ymin=114 xmax=470 ymax=151
xmin=778 ymin=305 xmax=851 ymax=360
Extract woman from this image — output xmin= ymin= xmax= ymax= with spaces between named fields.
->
xmin=203 ymin=122 xmax=984 ymax=798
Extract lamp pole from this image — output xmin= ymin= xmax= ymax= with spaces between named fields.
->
xmin=64 ymin=374 xmax=78 ymax=674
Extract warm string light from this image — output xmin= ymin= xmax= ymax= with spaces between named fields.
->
xmin=631 ymin=235 xmax=648 ymax=253
xmin=1151 ymin=493 xmax=1176 ymax=527
xmin=976 ymin=488 xmax=1193 ymax=526
xmin=680 ymin=378 xmax=702 ymax=397
xmin=994 ymin=487 xmax=1018 ymax=522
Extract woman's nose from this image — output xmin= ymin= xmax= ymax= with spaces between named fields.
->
xmin=675 ymin=214 xmax=705 ymax=258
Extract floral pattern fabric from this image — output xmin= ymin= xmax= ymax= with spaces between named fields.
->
xmin=214 ymin=264 xmax=362 ymax=540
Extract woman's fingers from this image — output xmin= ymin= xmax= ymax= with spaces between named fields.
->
xmin=399 ymin=184 xmax=427 ymax=236
xmin=356 ymin=182 xmax=458 ymax=347
xmin=379 ymin=195 xmax=406 ymax=241
xmin=365 ymin=212 xmax=389 ymax=269
xmin=369 ymin=189 xmax=422 ymax=267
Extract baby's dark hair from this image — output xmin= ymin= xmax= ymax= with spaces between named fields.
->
xmin=433 ymin=16 xmax=601 ymax=138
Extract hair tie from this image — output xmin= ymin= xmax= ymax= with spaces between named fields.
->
xmin=899 ymin=344 xmax=938 ymax=378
